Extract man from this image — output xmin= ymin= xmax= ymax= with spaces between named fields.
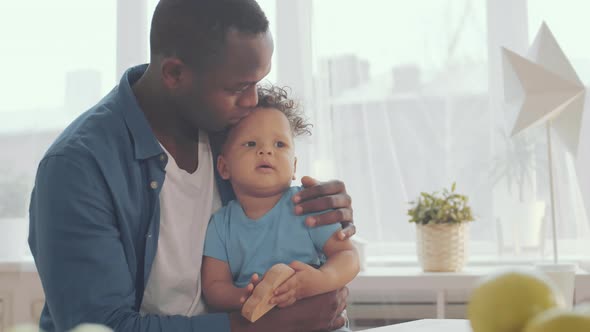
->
xmin=29 ymin=0 xmax=354 ymax=331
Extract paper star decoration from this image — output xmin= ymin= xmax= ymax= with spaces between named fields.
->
xmin=502 ymin=22 xmax=585 ymax=156
xmin=501 ymin=22 xmax=590 ymax=263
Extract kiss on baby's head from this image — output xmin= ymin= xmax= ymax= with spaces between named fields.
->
xmin=254 ymin=85 xmax=312 ymax=137
xmin=220 ymin=85 xmax=312 ymax=141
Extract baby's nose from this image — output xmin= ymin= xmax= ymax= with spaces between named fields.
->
xmin=258 ymin=146 xmax=273 ymax=155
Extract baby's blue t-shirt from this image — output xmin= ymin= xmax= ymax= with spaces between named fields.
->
xmin=203 ymin=186 xmax=341 ymax=288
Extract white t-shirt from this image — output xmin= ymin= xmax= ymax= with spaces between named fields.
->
xmin=140 ymin=131 xmax=221 ymax=316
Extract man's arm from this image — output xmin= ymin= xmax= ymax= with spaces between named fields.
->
xmin=202 ymin=257 xmax=257 ymax=311
xmin=29 ymin=153 xmax=230 ymax=331
xmin=293 ymin=177 xmax=356 ymax=239
xmin=229 ymin=288 xmax=349 ymax=332
xmin=200 ymin=258 xmax=348 ymax=332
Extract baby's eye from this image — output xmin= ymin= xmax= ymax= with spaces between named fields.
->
xmin=275 ymin=141 xmax=286 ymax=148
xmin=244 ymin=141 xmax=256 ymax=147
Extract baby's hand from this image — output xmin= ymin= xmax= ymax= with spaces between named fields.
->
xmin=240 ymin=273 xmax=261 ymax=304
xmin=270 ymin=261 xmax=319 ymax=308
xmin=269 ymin=272 xmax=298 ymax=308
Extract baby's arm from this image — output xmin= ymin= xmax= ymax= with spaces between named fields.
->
xmin=201 ymin=256 xmax=259 ymax=311
xmin=271 ymin=233 xmax=360 ymax=307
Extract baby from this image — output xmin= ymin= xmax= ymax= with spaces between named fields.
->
xmin=201 ymin=85 xmax=359 ymax=330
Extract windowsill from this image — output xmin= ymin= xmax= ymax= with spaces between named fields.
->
xmin=349 ymin=263 xmax=590 ymax=303
xmin=367 ymin=255 xmax=590 ymax=267
xmin=356 ymin=264 xmax=590 ymax=279
xmin=3 ymin=255 xmax=590 ymax=273
xmin=4 ymin=256 xmax=590 ymax=304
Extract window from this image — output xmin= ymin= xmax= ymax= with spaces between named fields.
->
xmin=300 ymin=0 xmax=590 ymax=262
xmin=0 ymin=0 xmax=117 ymax=258
xmin=305 ymin=0 xmax=493 ymax=260
xmin=3 ymin=0 xmax=589 ymax=265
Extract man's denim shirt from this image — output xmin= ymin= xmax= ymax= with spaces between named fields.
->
xmin=29 ymin=65 xmax=236 ymax=332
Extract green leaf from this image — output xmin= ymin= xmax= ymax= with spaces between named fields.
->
xmin=407 ymin=182 xmax=474 ymax=224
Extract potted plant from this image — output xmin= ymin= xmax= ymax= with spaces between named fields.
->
xmin=490 ymin=127 xmax=541 ymax=202
xmin=490 ymin=127 xmax=546 ymax=253
xmin=408 ymin=183 xmax=474 ymax=272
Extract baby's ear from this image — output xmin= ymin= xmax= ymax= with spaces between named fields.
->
xmin=217 ymin=155 xmax=231 ymax=180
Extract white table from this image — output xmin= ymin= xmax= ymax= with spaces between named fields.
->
xmin=358 ymin=319 xmax=471 ymax=331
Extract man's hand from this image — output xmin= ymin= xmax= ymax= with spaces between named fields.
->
xmin=270 ymin=261 xmax=321 ymax=308
xmin=293 ymin=176 xmax=355 ymax=240
xmin=230 ymin=287 xmax=349 ymax=332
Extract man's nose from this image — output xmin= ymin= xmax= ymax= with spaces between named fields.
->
xmin=238 ymin=85 xmax=258 ymax=109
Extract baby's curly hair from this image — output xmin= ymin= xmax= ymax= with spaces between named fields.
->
xmin=256 ymin=85 xmax=312 ymax=137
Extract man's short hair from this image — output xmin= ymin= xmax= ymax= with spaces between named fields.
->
xmin=150 ymin=0 xmax=269 ymax=70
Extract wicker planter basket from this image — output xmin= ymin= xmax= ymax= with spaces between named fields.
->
xmin=416 ymin=223 xmax=468 ymax=272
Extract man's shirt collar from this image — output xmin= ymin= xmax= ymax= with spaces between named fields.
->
xmin=118 ymin=64 xmax=164 ymax=161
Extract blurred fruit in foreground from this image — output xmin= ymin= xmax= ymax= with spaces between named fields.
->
xmin=523 ymin=307 xmax=590 ymax=332
xmin=69 ymin=324 xmax=113 ymax=332
xmin=8 ymin=323 xmax=112 ymax=332
xmin=468 ymin=270 xmax=564 ymax=332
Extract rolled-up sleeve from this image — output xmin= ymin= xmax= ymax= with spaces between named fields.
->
xmin=29 ymin=152 xmax=230 ymax=331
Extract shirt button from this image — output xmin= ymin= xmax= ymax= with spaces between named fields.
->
xmin=159 ymin=154 xmax=165 ymax=161
xmin=146 ymin=233 xmax=152 ymax=238
xmin=150 ymin=181 xmax=159 ymax=189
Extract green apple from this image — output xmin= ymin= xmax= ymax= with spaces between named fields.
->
xmin=524 ymin=308 xmax=590 ymax=332
xmin=468 ymin=270 xmax=564 ymax=332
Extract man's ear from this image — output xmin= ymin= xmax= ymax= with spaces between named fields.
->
xmin=217 ymin=155 xmax=231 ymax=180
xmin=292 ymin=157 xmax=297 ymax=180
xmin=161 ymin=57 xmax=190 ymax=90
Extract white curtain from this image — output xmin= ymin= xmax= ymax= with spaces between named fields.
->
xmin=299 ymin=0 xmax=590 ymax=261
